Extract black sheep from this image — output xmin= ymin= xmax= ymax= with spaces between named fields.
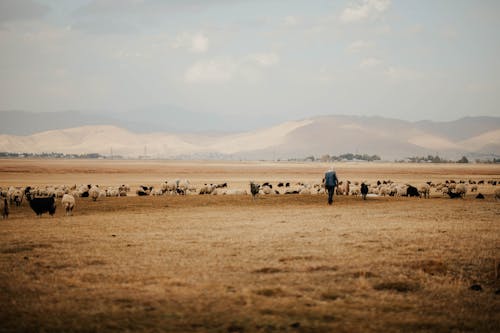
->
xmin=360 ymin=183 xmax=369 ymax=200
xmin=24 ymin=187 xmax=56 ymax=217
xmin=447 ymin=190 xmax=462 ymax=199
xmin=406 ymin=185 xmax=420 ymax=197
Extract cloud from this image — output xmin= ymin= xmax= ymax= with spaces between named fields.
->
xmin=184 ymin=59 xmax=235 ymax=83
xmin=172 ymin=32 xmax=209 ymax=53
xmin=0 ymin=0 xmax=49 ymax=23
xmin=184 ymin=52 xmax=279 ymax=84
xmin=248 ymin=53 xmax=280 ymax=67
xmin=282 ymin=15 xmax=300 ymax=27
xmin=347 ymin=40 xmax=374 ymax=53
xmin=340 ymin=0 xmax=391 ymax=23
xmin=359 ymin=57 xmax=381 ymax=69
xmin=190 ymin=33 xmax=209 ymax=53
xmin=386 ymin=66 xmax=423 ymax=81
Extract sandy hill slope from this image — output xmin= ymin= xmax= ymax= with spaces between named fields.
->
xmin=1 ymin=116 xmax=499 ymax=160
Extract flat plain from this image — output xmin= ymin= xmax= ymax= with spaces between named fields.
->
xmin=0 ymin=159 xmax=499 ymax=333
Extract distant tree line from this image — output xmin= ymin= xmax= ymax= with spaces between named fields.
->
xmin=319 ymin=153 xmax=382 ymax=162
xmin=0 ymin=152 xmax=120 ymax=159
xmin=396 ymin=155 xmax=499 ymax=164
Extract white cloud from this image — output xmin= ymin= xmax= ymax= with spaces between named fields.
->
xmin=386 ymin=66 xmax=423 ymax=81
xmin=347 ymin=40 xmax=374 ymax=53
xmin=359 ymin=57 xmax=381 ymax=69
xmin=184 ymin=52 xmax=279 ymax=84
xmin=172 ymin=32 xmax=209 ymax=53
xmin=184 ymin=59 xmax=235 ymax=83
xmin=283 ymin=15 xmax=300 ymax=27
xmin=248 ymin=53 xmax=280 ymax=67
xmin=190 ymin=33 xmax=209 ymax=53
xmin=340 ymin=0 xmax=391 ymax=23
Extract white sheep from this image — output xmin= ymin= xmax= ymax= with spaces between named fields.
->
xmin=61 ymin=194 xmax=75 ymax=216
xmin=454 ymin=184 xmax=467 ymax=198
xmin=419 ymin=184 xmax=431 ymax=199
xmin=176 ymin=179 xmax=190 ymax=195
xmin=199 ymin=184 xmax=216 ymax=195
xmin=89 ymin=185 xmax=101 ymax=201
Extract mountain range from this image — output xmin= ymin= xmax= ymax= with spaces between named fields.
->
xmin=0 ymin=113 xmax=499 ymax=161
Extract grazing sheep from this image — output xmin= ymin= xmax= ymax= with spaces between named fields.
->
xmin=176 ymin=179 xmax=190 ymax=195
xmin=136 ymin=185 xmax=152 ymax=196
xmin=337 ymin=181 xmax=350 ymax=196
xmin=447 ymin=190 xmax=463 ymax=199
xmin=89 ymin=186 xmax=101 ymax=201
xmin=419 ymin=184 xmax=431 ymax=199
xmin=61 ymin=194 xmax=75 ymax=216
xmin=1 ymin=196 xmax=9 ymax=219
xmin=10 ymin=188 xmax=24 ymax=206
xmin=250 ymin=182 xmax=260 ymax=200
xmin=25 ymin=187 xmax=56 ymax=217
xmin=360 ymin=183 xmax=369 ymax=200
xmin=78 ymin=184 xmax=90 ymax=197
xmin=454 ymin=184 xmax=467 ymax=198
xmin=406 ymin=185 xmax=420 ymax=197
xmin=199 ymin=184 xmax=216 ymax=195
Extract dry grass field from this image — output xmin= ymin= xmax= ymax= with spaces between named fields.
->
xmin=1 ymin=159 xmax=499 ymax=333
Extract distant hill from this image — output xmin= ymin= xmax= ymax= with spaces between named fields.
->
xmin=0 ymin=115 xmax=499 ymax=160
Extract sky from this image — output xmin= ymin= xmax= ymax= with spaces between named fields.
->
xmin=0 ymin=0 xmax=499 ymax=129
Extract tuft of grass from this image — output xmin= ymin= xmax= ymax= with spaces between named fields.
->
xmin=252 ymin=267 xmax=285 ymax=274
xmin=321 ymin=292 xmax=342 ymax=301
xmin=373 ymin=281 xmax=420 ymax=293
xmin=254 ymin=288 xmax=287 ymax=297
xmin=411 ymin=259 xmax=447 ymax=275
xmin=306 ymin=265 xmax=338 ymax=272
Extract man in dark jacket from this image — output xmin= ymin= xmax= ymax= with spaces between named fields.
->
xmin=324 ymin=167 xmax=338 ymax=205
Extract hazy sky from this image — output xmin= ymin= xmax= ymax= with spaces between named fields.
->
xmin=1 ymin=0 xmax=499 ymax=125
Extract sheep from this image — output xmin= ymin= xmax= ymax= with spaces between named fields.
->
xmin=118 ymin=184 xmax=129 ymax=197
xmin=419 ymin=184 xmax=431 ymax=199
xmin=225 ymin=189 xmax=248 ymax=195
xmin=470 ymin=184 xmax=478 ymax=192
xmin=260 ymin=184 xmax=273 ymax=195
xmin=447 ymin=190 xmax=463 ymax=199
xmin=336 ymin=181 xmax=350 ymax=196
xmin=1 ymin=195 xmax=9 ymax=219
xmin=151 ymin=188 xmax=163 ymax=196
xmin=136 ymin=185 xmax=152 ymax=196
xmin=9 ymin=188 xmax=24 ymax=207
xmin=176 ymin=179 xmax=190 ymax=195
xmin=250 ymin=182 xmax=260 ymax=200
xmin=106 ymin=187 xmax=120 ymax=197
xmin=61 ymin=194 xmax=75 ymax=216
xmin=454 ymin=184 xmax=467 ymax=198
xmin=78 ymin=184 xmax=90 ymax=197
xmin=89 ymin=185 xmax=101 ymax=201
xmin=24 ymin=187 xmax=56 ymax=217
xmin=199 ymin=184 xmax=216 ymax=195
xmin=406 ymin=185 xmax=420 ymax=197
xmin=360 ymin=183 xmax=369 ymax=200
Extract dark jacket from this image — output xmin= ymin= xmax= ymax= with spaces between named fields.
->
xmin=324 ymin=170 xmax=338 ymax=187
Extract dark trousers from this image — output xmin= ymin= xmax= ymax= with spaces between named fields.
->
xmin=326 ymin=185 xmax=335 ymax=204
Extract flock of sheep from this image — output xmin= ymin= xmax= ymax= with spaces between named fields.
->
xmin=1 ymin=178 xmax=499 ymax=219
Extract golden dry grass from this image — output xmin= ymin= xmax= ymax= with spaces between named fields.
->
xmin=1 ymin=159 xmax=499 ymax=333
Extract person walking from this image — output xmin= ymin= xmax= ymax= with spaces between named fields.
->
xmin=324 ymin=167 xmax=338 ymax=205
